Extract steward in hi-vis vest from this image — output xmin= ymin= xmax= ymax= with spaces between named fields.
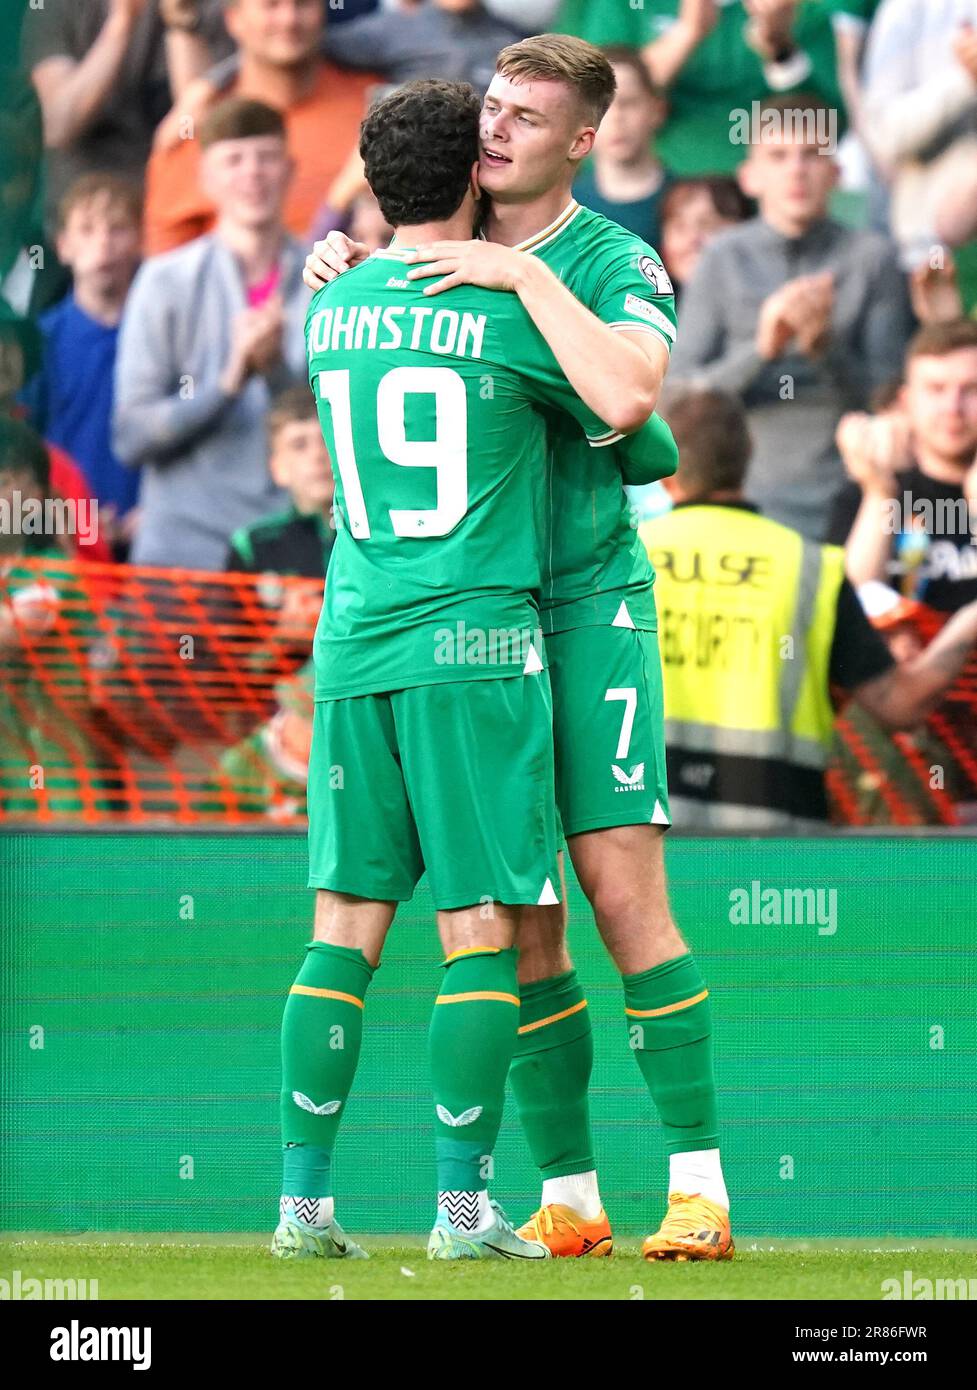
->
xmin=640 ymin=389 xmax=977 ymax=831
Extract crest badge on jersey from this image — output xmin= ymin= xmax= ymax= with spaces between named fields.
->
xmin=637 ymin=255 xmax=674 ymax=297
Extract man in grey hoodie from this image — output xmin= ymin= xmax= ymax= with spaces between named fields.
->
xmin=669 ymin=94 xmax=913 ymax=541
xmin=113 ymin=97 xmax=310 ymax=570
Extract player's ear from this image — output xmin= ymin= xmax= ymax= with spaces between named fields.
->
xmin=470 ymin=160 xmax=482 ymax=199
xmin=569 ymin=126 xmax=596 ymax=164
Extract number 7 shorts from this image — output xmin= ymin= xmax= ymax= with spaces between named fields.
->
xmin=547 ymin=623 xmax=671 ymax=837
xmin=306 ymin=670 xmax=561 ymax=910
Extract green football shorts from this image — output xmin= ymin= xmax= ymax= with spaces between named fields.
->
xmin=307 ymin=672 xmax=560 ymax=910
xmin=547 ymin=623 xmax=671 ymax=837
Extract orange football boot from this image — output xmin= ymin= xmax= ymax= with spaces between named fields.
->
xmin=641 ymin=1191 xmax=734 ymax=1261
xmin=517 ymin=1203 xmax=613 ymax=1258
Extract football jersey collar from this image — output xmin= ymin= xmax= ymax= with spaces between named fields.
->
xmin=481 ymin=200 xmax=583 ymax=256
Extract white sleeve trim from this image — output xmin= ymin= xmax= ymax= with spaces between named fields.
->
xmin=608 ymin=320 xmax=674 ymax=354
xmin=587 ymin=429 xmax=626 ymax=448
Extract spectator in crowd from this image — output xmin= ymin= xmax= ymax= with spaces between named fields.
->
xmin=572 ymin=47 xmax=670 ymax=244
xmin=639 ymin=386 xmax=977 ymax=831
xmin=862 ymin=0 xmax=977 ymax=269
xmin=669 ymin=96 xmax=913 ymax=540
xmin=482 ymin=0 xmax=562 ymax=34
xmin=144 ymin=0 xmax=377 ymax=255
xmin=225 ymin=385 xmax=334 ymax=577
xmin=322 ymin=0 xmax=522 ymax=91
xmin=157 ymin=0 xmax=526 ymax=222
xmin=831 ymin=321 xmax=977 ymax=613
xmin=1 ymin=303 xmax=113 ymax=562
xmin=554 ymin=0 xmax=847 ymax=176
xmin=23 ymin=0 xmax=232 ymax=232
xmin=113 ymin=98 xmax=310 ymax=571
xmin=20 ymin=175 xmax=143 ymax=556
xmin=184 ymin=0 xmax=525 ymax=107
xmin=659 ymin=176 xmax=753 ymax=304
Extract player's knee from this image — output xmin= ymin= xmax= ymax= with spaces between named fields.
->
xmin=515 ymin=905 xmax=571 ymax=983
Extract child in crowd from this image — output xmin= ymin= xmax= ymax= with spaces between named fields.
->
xmin=21 ymin=175 xmax=143 ymax=554
xmin=573 ymin=46 xmax=670 ymax=244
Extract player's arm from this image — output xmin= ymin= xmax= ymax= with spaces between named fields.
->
xmin=499 ymin=313 xmax=676 ymax=486
xmin=615 ymin=412 xmax=679 ymax=485
xmin=405 ymin=242 xmax=671 ymax=433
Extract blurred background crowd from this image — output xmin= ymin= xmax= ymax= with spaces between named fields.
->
xmin=2 ymin=0 xmax=977 ymax=828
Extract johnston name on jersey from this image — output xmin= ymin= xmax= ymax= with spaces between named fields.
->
xmin=305 ymin=245 xmax=634 ymax=701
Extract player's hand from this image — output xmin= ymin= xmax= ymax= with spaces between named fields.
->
xmin=954 ymin=22 xmax=977 ymax=84
xmin=910 ymin=256 xmax=963 ymax=325
xmin=404 ymin=240 xmax=525 ymax=296
xmin=303 ymin=232 xmax=369 ymax=292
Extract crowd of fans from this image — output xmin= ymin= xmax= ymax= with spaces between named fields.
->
xmin=2 ymin=0 xmax=977 ymax=824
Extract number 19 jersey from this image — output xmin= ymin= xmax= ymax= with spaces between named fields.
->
xmin=305 ymin=246 xmax=626 ymax=701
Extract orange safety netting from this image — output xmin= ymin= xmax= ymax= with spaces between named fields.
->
xmin=827 ymin=605 xmax=977 ymax=827
xmin=2 ymin=555 xmax=976 ymax=827
xmin=1 ymin=555 xmax=322 ymax=825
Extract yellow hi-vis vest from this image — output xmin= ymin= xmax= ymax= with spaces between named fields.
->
xmin=639 ymin=504 xmax=847 ymax=831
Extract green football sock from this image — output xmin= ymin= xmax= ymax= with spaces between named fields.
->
xmin=280 ymin=941 xmax=376 ymax=1206
xmin=623 ymin=952 xmax=719 ymax=1154
xmin=428 ymin=946 xmax=520 ymax=1194
xmin=509 ymin=969 xmax=596 ymax=1177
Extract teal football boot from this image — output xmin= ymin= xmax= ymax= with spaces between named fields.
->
xmin=428 ymin=1199 xmax=550 ymax=1260
xmin=270 ymin=1212 xmax=369 ymax=1260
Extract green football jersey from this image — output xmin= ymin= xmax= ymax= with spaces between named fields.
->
xmin=519 ymin=200 xmax=679 ymax=635
xmin=305 ymin=246 xmax=642 ymax=701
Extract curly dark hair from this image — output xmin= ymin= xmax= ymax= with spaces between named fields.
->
xmin=359 ymin=80 xmax=481 ymax=228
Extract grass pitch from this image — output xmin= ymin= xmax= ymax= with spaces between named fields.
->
xmin=3 ymin=1235 xmax=975 ymax=1300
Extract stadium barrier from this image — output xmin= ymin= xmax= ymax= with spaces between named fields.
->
xmin=2 ymin=831 xmax=974 ymax=1238
xmin=2 ymin=556 xmax=976 ymax=828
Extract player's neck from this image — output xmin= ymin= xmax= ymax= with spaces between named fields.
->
xmin=392 ymin=210 xmax=475 ymax=247
xmin=482 ymin=184 xmax=577 ymax=248
xmin=216 ymin=217 xmax=285 ymax=283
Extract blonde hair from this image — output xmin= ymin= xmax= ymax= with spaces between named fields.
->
xmin=495 ymin=34 xmax=617 ymax=126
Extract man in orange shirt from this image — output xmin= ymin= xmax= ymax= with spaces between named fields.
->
xmin=143 ymin=0 xmax=377 ymax=255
